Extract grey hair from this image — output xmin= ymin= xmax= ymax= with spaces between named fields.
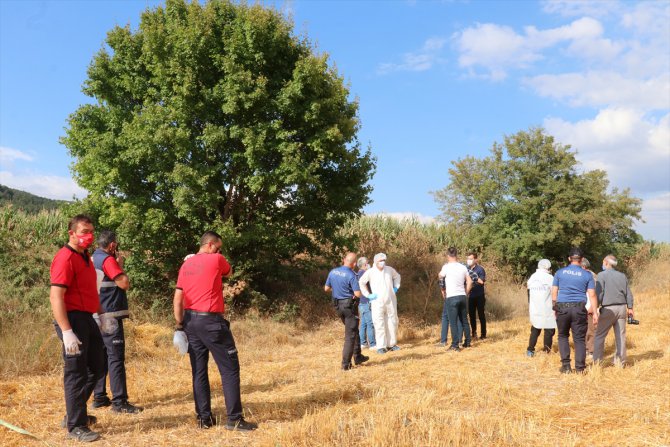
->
xmin=357 ymin=257 xmax=368 ymax=269
xmin=605 ymin=254 xmax=618 ymax=266
xmin=581 ymin=257 xmax=591 ymax=269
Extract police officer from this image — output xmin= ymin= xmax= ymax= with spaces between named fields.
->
xmin=173 ymin=231 xmax=257 ymax=431
xmin=50 ymin=214 xmax=116 ymax=442
xmin=325 ymin=252 xmax=369 ymax=370
xmin=551 ymin=247 xmax=599 ymax=373
xmin=90 ymin=230 xmax=142 ymax=413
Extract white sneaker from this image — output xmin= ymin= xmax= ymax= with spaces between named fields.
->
xmin=369 ymin=345 xmax=377 ymax=350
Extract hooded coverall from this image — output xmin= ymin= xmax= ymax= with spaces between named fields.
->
xmin=359 ymin=266 xmax=401 ymax=349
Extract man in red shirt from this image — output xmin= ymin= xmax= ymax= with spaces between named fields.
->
xmin=50 ymin=214 xmax=115 ymax=442
xmin=173 ymin=231 xmax=257 ymax=432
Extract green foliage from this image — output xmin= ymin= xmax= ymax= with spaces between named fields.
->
xmin=61 ymin=0 xmax=375 ymax=298
xmin=432 ymin=127 xmax=643 ymax=275
xmin=0 ymin=185 xmax=66 ymax=213
xmin=0 ymin=206 xmax=67 ymax=318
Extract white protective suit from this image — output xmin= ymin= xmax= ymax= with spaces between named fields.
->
xmin=359 ymin=266 xmax=401 ymax=349
xmin=527 ymin=269 xmax=557 ymax=329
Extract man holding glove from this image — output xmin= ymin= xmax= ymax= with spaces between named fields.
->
xmin=90 ymin=231 xmax=142 ymax=414
xmin=50 ymin=215 xmax=113 ymax=442
xmin=358 ymin=253 xmax=401 ymax=354
xmin=173 ymin=231 xmax=256 ymax=431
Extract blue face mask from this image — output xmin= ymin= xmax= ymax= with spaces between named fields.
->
xmin=602 ymin=264 xmax=607 ymax=271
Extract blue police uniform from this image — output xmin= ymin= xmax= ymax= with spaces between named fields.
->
xmin=325 ymin=266 xmax=364 ymax=369
xmin=553 ymin=264 xmax=595 ymax=372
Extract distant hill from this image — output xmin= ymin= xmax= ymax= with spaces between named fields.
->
xmin=0 ymin=184 xmax=67 ymax=213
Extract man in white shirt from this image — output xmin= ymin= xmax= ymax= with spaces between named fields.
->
xmin=438 ymin=247 xmax=473 ymax=351
xmin=526 ymin=259 xmax=556 ymax=356
xmin=358 ymin=253 xmax=401 ymax=354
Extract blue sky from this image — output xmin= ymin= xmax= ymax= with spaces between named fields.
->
xmin=1 ymin=0 xmax=668 ymax=241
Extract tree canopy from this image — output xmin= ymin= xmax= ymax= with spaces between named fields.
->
xmin=62 ymin=0 xmax=375 ymax=292
xmin=432 ymin=128 xmax=642 ymax=274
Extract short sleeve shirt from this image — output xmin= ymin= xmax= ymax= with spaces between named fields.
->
xmin=468 ymin=264 xmax=486 ymax=297
xmin=50 ymin=245 xmax=99 ymax=313
xmin=176 ymin=253 xmax=232 ymax=313
xmin=325 ymin=266 xmax=360 ymax=300
xmin=439 ymin=262 xmax=469 ymax=298
xmin=553 ymin=264 xmax=595 ymax=303
xmin=102 ymin=256 xmax=124 ymax=280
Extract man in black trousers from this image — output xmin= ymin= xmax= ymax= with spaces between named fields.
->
xmin=325 ymin=252 xmax=369 ymax=370
xmin=173 ymin=231 xmax=257 ymax=431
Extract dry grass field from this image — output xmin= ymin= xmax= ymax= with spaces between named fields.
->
xmin=2 ymin=261 xmax=669 ymax=447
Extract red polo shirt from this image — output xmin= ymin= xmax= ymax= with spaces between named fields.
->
xmin=50 ymin=245 xmax=100 ymax=313
xmin=176 ymin=253 xmax=231 ymax=313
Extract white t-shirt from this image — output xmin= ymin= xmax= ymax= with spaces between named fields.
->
xmin=438 ymin=262 xmax=468 ymax=298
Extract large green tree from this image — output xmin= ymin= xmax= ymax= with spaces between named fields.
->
xmin=432 ymin=128 xmax=642 ymax=275
xmin=62 ymin=0 xmax=375 ymax=293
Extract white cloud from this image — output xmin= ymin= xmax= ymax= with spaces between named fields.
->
xmin=378 ymin=37 xmax=446 ymax=74
xmin=636 ymin=192 xmax=670 ymax=242
xmin=0 ymin=170 xmax=87 ymax=201
xmin=0 ymin=146 xmax=34 ymax=164
xmin=542 ymin=0 xmax=623 ymax=18
xmin=453 ymin=17 xmax=614 ymax=80
xmin=544 ymin=109 xmax=670 ymax=193
xmin=370 ymin=212 xmax=437 ymax=225
xmin=525 ymin=72 xmax=670 ymax=110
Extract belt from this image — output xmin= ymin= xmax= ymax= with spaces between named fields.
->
xmin=185 ymin=309 xmax=224 ymax=316
xmin=556 ymin=302 xmax=585 ymax=309
xmin=601 ymin=302 xmax=627 ymax=307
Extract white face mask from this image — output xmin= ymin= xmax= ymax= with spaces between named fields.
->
xmin=466 ymin=259 xmax=474 ymax=266
xmin=377 ymin=261 xmax=385 ymax=269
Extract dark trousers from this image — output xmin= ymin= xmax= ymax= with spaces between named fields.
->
xmin=527 ymin=326 xmax=555 ymax=352
xmin=93 ymin=318 xmax=128 ymax=404
xmin=184 ymin=312 xmax=243 ymax=423
xmin=446 ymin=295 xmax=471 ymax=349
xmin=468 ymin=294 xmax=486 ymax=338
xmin=54 ymin=311 xmax=105 ymax=432
xmin=556 ymin=304 xmax=588 ymax=371
xmin=334 ymin=299 xmax=361 ymax=368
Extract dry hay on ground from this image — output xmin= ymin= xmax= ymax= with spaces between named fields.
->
xmin=1 ymin=286 xmax=669 ymax=447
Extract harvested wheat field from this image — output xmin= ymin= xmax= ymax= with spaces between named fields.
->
xmin=2 ymin=283 xmax=669 ymax=447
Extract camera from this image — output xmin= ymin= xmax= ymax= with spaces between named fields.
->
xmin=627 ymin=316 xmax=640 ymax=325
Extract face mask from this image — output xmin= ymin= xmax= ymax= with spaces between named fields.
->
xmin=75 ymin=233 xmax=94 ymax=249
xmin=602 ymin=264 xmax=607 ymax=271
xmin=378 ymin=261 xmax=385 ymax=268
xmin=466 ymin=259 xmax=474 ymax=266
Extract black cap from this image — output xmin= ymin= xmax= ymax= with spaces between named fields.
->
xmin=568 ymin=247 xmax=583 ymax=258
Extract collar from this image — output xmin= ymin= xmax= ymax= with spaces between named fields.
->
xmin=64 ymin=244 xmax=90 ymax=262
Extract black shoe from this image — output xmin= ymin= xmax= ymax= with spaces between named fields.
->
xmin=197 ymin=416 xmax=216 ymax=429
xmin=354 ymin=354 xmax=369 ymax=365
xmin=61 ymin=415 xmax=97 ymax=429
xmin=560 ymin=366 xmax=573 ymax=374
xmin=448 ymin=346 xmax=461 ymax=352
xmin=111 ymin=401 xmax=143 ymax=414
xmin=225 ymin=418 xmax=258 ymax=432
xmin=342 ymin=363 xmax=353 ymax=371
xmin=480 ymin=335 xmax=487 ymax=340
xmin=462 ymin=343 xmax=471 ymax=348
xmin=91 ymin=396 xmax=111 ymax=409
xmin=67 ymin=426 xmax=100 ymax=442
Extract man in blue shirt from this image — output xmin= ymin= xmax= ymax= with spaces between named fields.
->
xmin=325 ymin=252 xmax=369 ymax=371
xmin=551 ymin=247 xmax=599 ymax=373
xmin=356 ymin=257 xmax=376 ymax=350
xmin=467 ymin=252 xmax=487 ymax=340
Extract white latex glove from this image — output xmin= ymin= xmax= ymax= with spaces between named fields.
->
xmin=62 ymin=329 xmax=82 ymax=356
xmin=173 ymin=330 xmax=189 ymax=355
xmin=92 ymin=313 xmax=101 ymax=329
xmin=99 ymin=313 xmax=119 ymax=335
